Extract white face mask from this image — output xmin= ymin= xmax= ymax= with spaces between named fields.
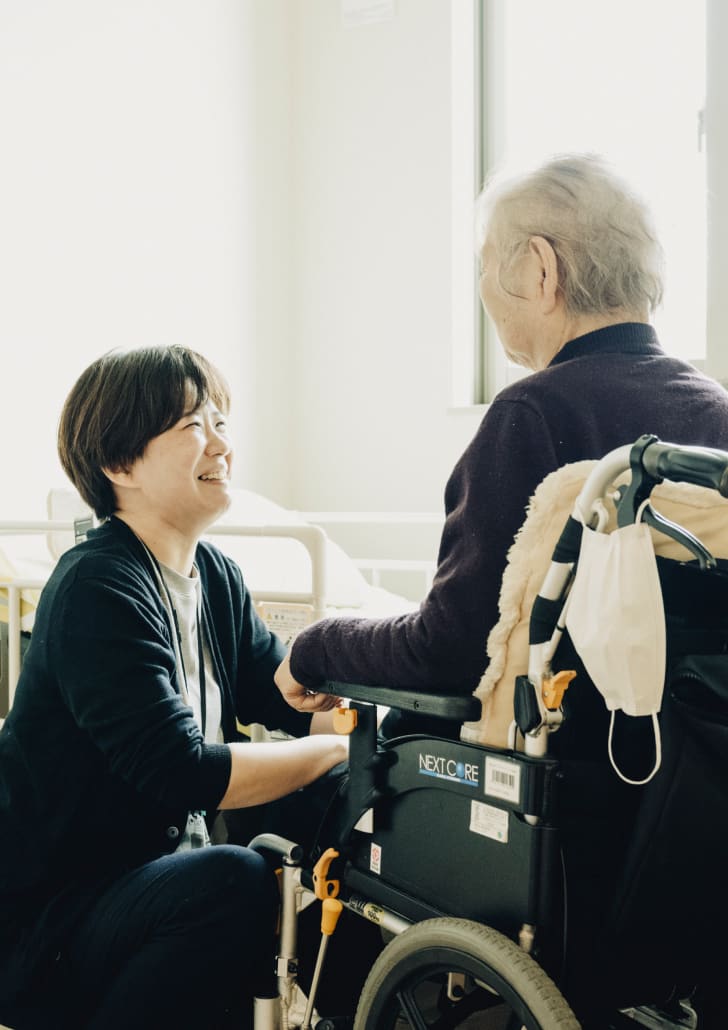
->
xmin=564 ymin=520 xmax=666 ymax=784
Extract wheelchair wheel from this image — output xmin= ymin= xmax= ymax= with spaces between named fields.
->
xmin=353 ymin=917 xmax=579 ymax=1030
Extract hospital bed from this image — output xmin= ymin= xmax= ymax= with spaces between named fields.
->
xmin=0 ymin=488 xmax=432 ymax=716
xmin=245 ymin=435 xmax=728 ymax=1029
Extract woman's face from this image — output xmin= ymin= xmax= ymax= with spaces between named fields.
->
xmin=124 ymin=397 xmax=233 ymax=534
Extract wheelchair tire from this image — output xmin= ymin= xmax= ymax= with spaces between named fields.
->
xmin=353 ymin=917 xmax=580 ymax=1030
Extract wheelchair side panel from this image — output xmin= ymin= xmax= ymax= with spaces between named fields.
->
xmin=344 ymin=738 xmax=561 ymax=941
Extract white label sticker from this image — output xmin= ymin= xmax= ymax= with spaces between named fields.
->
xmin=255 ymin=602 xmax=314 ymax=648
xmin=484 ymin=755 xmax=521 ymax=804
xmin=470 ymin=800 xmax=509 ymax=843
xmin=370 ymin=842 xmax=382 ymax=875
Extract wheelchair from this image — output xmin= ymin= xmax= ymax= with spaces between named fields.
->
xmin=249 ymin=435 xmax=728 ymax=1030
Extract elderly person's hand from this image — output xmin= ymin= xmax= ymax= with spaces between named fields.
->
xmin=274 ymin=654 xmax=340 ymax=712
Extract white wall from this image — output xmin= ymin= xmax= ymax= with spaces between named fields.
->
xmin=0 ymin=0 xmax=296 ymax=517
xmin=286 ymin=0 xmax=481 ymax=514
xmin=0 ymin=0 xmax=482 ymax=529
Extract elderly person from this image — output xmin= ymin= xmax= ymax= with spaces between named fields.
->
xmin=276 ymin=153 xmax=728 ymax=740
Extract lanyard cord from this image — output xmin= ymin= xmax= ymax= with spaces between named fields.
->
xmin=142 ymin=544 xmax=208 ymax=738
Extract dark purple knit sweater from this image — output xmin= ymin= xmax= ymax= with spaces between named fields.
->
xmin=290 ymin=323 xmax=728 ymax=716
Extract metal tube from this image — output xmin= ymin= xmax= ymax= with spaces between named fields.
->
xmin=8 ymin=586 xmax=20 ymax=708
xmin=301 ymin=937 xmax=329 ymax=1030
xmin=253 ymin=995 xmax=280 ymax=1030
xmin=344 ymin=895 xmax=411 ymax=936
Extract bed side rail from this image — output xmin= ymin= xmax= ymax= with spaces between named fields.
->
xmin=206 ymin=522 xmax=328 ymax=620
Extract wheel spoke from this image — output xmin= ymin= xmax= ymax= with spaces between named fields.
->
xmin=395 ymin=976 xmax=509 ymax=1030
xmin=396 ymin=986 xmax=431 ymax=1030
xmin=437 ymin=984 xmax=504 ymax=1028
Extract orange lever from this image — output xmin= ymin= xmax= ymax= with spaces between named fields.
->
xmin=321 ymin=897 xmax=343 ymax=936
xmin=312 ymin=847 xmax=340 ymax=900
xmin=542 ymin=670 xmax=576 ymax=710
xmin=333 ymin=706 xmax=357 ymax=734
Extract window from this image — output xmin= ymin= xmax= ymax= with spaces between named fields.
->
xmin=452 ymin=1 xmax=716 ymax=406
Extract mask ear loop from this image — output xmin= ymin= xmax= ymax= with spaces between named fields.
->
xmin=574 ymin=496 xmax=610 ymax=532
xmin=635 ymin=496 xmax=652 ymax=525
xmin=608 ymin=710 xmax=662 ymax=785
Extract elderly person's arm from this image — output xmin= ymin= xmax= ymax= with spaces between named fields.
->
xmin=280 ymin=398 xmax=559 ymax=703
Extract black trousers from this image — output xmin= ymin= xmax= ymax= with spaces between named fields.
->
xmin=6 ymin=845 xmax=279 ymax=1030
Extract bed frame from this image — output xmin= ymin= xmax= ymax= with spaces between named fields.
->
xmin=0 ymin=512 xmax=439 ymax=714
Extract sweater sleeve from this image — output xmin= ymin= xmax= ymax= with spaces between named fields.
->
xmin=53 ymin=564 xmax=232 ymax=812
xmin=289 ymin=399 xmax=560 ymax=694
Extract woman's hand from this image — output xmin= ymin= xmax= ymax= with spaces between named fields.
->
xmin=274 ymin=654 xmax=340 ymax=712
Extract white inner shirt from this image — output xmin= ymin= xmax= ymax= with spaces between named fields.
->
xmin=158 ymin=561 xmax=223 ymax=744
xmin=157 ymin=561 xmax=223 ymax=850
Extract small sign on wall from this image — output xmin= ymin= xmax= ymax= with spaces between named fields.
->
xmin=341 ymin=0 xmax=395 ymax=28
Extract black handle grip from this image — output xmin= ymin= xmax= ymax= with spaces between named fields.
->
xmin=641 ymin=441 xmax=728 ymax=497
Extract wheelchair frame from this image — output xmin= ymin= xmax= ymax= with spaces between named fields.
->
xmin=248 ymin=436 xmax=728 ymax=1030
xmin=248 ymin=683 xmax=575 ymax=1030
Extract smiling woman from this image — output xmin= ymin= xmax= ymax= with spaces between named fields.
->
xmin=103 ymin=398 xmax=234 ymax=574
xmin=0 ymin=345 xmax=347 ymax=1030
xmin=57 ymin=348 xmax=240 ymax=576
xmin=57 ymin=346 xmax=232 ymax=525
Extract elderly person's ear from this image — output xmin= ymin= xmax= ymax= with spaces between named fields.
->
xmin=528 ymin=236 xmax=560 ymax=313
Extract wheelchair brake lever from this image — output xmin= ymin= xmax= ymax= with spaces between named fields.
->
xmin=515 ymin=675 xmax=542 ymax=735
xmin=514 ymin=672 xmax=573 ymax=738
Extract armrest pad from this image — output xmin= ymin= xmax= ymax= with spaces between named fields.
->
xmin=321 ymin=680 xmax=481 ymax=722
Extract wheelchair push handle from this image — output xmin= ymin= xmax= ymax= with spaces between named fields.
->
xmin=617 ymin=436 xmax=728 ymax=532
xmin=564 ymin=436 xmax=728 ymax=542
xmin=640 ymin=437 xmax=728 ymax=496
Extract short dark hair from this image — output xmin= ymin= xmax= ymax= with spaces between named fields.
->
xmin=58 ymin=346 xmax=231 ymax=519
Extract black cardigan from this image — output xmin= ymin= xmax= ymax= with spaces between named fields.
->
xmin=0 ymin=517 xmax=310 ymax=991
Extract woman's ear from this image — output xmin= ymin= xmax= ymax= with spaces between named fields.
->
xmin=528 ymin=235 xmax=560 ymax=313
xmin=101 ymin=464 xmax=134 ymax=489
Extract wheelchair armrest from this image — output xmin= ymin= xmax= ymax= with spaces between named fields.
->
xmin=321 ymin=680 xmax=481 ymax=722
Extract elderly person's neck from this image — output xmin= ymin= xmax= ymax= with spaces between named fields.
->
xmin=525 ymin=305 xmax=649 ymax=372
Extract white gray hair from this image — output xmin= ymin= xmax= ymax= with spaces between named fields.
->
xmin=476 ymin=153 xmax=665 ymax=316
